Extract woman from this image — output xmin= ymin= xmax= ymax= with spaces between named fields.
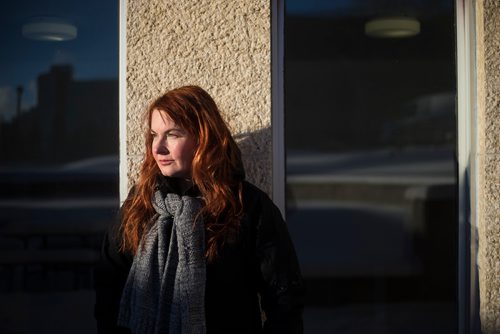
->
xmin=94 ymin=86 xmax=304 ymax=334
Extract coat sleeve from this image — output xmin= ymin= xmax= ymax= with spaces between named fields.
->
xmin=254 ymin=193 xmax=305 ymax=334
xmin=93 ymin=205 xmax=133 ymax=334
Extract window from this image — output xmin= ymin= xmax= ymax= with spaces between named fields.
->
xmin=0 ymin=1 xmax=118 ymax=332
xmin=282 ymin=0 xmax=459 ymax=332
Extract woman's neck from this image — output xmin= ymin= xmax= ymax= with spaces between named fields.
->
xmin=176 ymin=178 xmax=194 ymax=194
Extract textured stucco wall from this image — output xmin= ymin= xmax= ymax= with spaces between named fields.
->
xmin=476 ymin=0 xmax=500 ymax=332
xmin=126 ymin=0 xmax=271 ymax=194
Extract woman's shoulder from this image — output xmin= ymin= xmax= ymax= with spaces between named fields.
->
xmin=242 ymin=181 xmax=271 ymax=203
xmin=241 ymin=181 xmax=281 ymax=218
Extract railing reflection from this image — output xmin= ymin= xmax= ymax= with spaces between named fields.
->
xmin=286 ymin=147 xmax=457 ymax=331
xmin=0 ymin=156 xmax=119 ymax=291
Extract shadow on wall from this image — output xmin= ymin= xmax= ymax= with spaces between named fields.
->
xmin=234 ymin=127 xmax=272 ymax=196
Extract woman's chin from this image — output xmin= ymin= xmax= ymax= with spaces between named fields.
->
xmin=159 ymin=169 xmax=189 ymax=179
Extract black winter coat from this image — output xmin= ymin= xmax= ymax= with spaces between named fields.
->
xmin=94 ymin=179 xmax=305 ymax=334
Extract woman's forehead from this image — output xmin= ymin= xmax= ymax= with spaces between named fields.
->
xmin=151 ymin=109 xmax=177 ymax=127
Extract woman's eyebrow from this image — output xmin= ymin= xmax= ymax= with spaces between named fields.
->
xmin=165 ymin=127 xmax=184 ymax=133
xmin=150 ymin=127 xmax=182 ymax=133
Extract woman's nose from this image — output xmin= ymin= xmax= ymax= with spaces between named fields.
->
xmin=153 ymin=139 xmax=169 ymax=154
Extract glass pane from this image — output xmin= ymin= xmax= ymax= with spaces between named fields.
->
xmin=284 ymin=1 xmax=457 ymax=333
xmin=0 ymin=1 xmax=118 ymax=333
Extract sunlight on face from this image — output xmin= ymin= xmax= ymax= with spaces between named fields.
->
xmin=150 ymin=109 xmax=197 ymax=178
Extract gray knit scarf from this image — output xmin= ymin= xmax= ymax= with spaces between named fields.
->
xmin=118 ymin=190 xmax=206 ymax=334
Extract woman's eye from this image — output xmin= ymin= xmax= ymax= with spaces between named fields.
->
xmin=167 ymin=132 xmax=180 ymax=138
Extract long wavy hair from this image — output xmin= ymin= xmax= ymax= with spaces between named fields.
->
xmin=120 ymin=86 xmax=245 ymax=261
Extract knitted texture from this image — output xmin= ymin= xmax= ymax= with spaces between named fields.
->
xmin=118 ymin=190 xmax=206 ymax=334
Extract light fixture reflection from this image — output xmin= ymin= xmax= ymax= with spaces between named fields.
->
xmin=22 ymin=17 xmax=77 ymax=42
xmin=365 ymin=17 xmax=420 ymax=38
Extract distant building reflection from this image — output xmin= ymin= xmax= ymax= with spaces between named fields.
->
xmin=0 ymin=64 xmax=118 ymax=165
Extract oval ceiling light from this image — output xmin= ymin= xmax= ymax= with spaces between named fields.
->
xmin=365 ymin=17 xmax=420 ymax=38
xmin=22 ymin=17 xmax=77 ymax=42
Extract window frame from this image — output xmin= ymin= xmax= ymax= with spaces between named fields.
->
xmin=119 ymin=0 xmax=128 ymax=203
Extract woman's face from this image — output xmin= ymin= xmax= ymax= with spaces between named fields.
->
xmin=150 ymin=109 xmax=197 ymax=179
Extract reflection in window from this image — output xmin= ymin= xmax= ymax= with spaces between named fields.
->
xmin=285 ymin=0 xmax=457 ymax=333
xmin=0 ymin=1 xmax=118 ymax=333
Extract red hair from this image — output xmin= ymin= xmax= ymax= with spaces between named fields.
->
xmin=120 ymin=86 xmax=245 ymax=261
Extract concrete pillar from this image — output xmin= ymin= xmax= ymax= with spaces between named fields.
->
xmin=126 ymin=0 xmax=272 ymax=194
xmin=475 ymin=0 xmax=500 ymax=332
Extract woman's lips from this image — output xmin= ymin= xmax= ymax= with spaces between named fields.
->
xmin=158 ymin=159 xmax=174 ymax=165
